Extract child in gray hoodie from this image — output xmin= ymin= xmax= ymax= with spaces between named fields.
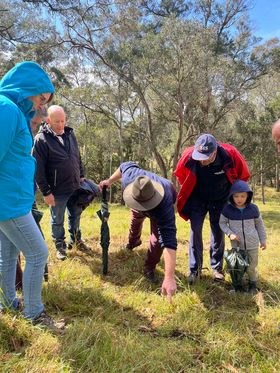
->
xmin=219 ymin=180 xmax=267 ymax=293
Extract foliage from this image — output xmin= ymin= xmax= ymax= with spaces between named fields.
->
xmin=0 ymin=0 xmax=280 ymax=186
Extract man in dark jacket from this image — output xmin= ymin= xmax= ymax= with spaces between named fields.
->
xmin=33 ymin=105 xmax=86 ymax=260
xmin=100 ymin=161 xmax=177 ymax=302
xmin=174 ymin=134 xmax=250 ymax=284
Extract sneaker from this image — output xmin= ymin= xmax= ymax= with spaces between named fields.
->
xmin=144 ymin=270 xmax=158 ymax=283
xmin=213 ymin=270 xmax=224 ymax=282
xmin=125 ymin=240 xmax=142 ymax=251
xmin=187 ymin=272 xmax=200 ymax=285
xmin=33 ymin=310 xmax=65 ymax=332
xmin=56 ymin=248 xmax=67 ymax=260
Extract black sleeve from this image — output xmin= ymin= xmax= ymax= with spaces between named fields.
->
xmin=32 ymin=136 xmax=52 ymax=196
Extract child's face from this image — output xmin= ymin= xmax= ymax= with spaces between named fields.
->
xmin=232 ymin=192 xmax=248 ymax=208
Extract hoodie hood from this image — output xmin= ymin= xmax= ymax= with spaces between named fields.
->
xmin=229 ymin=179 xmax=253 ymax=205
xmin=0 ymin=61 xmax=55 ymax=117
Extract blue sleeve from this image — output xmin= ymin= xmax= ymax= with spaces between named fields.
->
xmin=151 ymin=187 xmax=177 ymax=250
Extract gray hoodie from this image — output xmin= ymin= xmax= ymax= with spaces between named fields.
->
xmin=219 ymin=180 xmax=266 ymax=250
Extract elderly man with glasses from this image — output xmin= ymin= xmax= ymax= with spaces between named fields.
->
xmin=174 ymin=134 xmax=250 ymax=284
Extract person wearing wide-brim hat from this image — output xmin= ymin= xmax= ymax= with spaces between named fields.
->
xmin=99 ymin=161 xmax=177 ymax=302
xmin=174 ymin=133 xmax=250 ymax=284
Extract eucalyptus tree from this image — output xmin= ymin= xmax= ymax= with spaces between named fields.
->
xmin=21 ymin=0 xmax=277 ymax=180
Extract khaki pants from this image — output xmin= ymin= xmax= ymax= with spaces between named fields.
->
xmin=246 ymin=248 xmax=259 ymax=282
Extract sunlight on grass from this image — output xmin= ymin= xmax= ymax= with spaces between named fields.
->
xmin=1 ymin=187 xmax=280 ymax=372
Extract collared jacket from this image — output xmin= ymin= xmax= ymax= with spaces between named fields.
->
xmin=174 ymin=143 xmax=250 ymax=221
xmin=219 ymin=180 xmax=266 ymax=250
xmin=0 ymin=61 xmax=54 ymax=221
xmin=33 ymin=124 xmax=84 ymax=197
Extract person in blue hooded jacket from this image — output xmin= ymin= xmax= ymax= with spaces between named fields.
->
xmin=0 ymin=61 xmax=63 ymax=329
xmin=219 ymin=180 xmax=267 ymax=293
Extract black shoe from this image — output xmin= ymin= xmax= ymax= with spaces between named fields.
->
xmin=144 ymin=270 xmax=158 ymax=283
xmin=229 ymin=285 xmax=244 ymax=294
xmin=187 ymin=271 xmax=200 ymax=285
xmin=125 ymin=240 xmax=142 ymax=251
xmin=33 ymin=310 xmax=65 ymax=332
xmin=55 ymin=241 xmax=67 ymax=260
xmin=56 ymin=248 xmax=67 ymax=260
xmin=248 ymin=281 xmax=258 ymax=295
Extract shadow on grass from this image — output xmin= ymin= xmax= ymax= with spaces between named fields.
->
xmin=68 ymin=240 xmax=164 ymax=288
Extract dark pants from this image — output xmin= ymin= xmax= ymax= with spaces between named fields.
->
xmin=127 ymin=209 xmax=164 ymax=273
xmin=188 ymin=198 xmax=225 ymax=274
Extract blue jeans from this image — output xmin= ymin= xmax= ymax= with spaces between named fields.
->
xmin=188 ymin=198 xmax=225 ymax=273
xmin=0 ymin=212 xmax=48 ymax=319
xmin=50 ymin=193 xmax=83 ymax=245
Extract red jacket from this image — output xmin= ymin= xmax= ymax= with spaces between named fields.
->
xmin=174 ymin=143 xmax=250 ymax=221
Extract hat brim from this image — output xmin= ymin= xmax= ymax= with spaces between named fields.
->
xmin=123 ymin=179 xmax=164 ymax=211
xmin=192 ymin=149 xmax=211 ymax=161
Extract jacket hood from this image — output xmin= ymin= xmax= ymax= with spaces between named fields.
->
xmin=229 ymin=179 xmax=253 ymax=205
xmin=0 ymin=61 xmax=55 ymax=116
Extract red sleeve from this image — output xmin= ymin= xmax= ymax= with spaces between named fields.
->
xmin=222 ymin=143 xmax=250 ymax=182
xmin=173 ymin=146 xmax=194 ymax=185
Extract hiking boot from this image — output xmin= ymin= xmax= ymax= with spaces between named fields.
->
xmin=248 ymin=281 xmax=258 ymax=295
xmin=55 ymin=241 xmax=67 ymax=260
xmin=213 ymin=270 xmax=224 ymax=282
xmin=125 ymin=240 xmax=142 ymax=251
xmin=33 ymin=310 xmax=65 ymax=332
xmin=56 ymin=248 xmax=67 ymax=260
xmin=187 ymin=271 xmax=200 ymax=285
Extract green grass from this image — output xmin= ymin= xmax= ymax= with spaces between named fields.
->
xmin=1 ymin=187 xmax=280 ymax=372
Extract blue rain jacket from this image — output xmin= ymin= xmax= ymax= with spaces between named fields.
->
xmin=0 ymin=61 xmax=54 ymax=220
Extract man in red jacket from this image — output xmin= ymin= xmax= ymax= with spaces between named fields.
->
xmin=174 ymin=134 xmax=250 ymax=284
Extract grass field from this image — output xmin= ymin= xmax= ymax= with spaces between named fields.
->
xmin=1 ymin=188 xmax=280 ymax=372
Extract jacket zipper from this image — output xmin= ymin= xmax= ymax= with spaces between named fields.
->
xmin=54 ymin=169 xmax=57 ymax=186
xmin=241 ymin=218 xmax=247 ymax=250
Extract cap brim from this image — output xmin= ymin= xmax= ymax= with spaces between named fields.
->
xmin=123 ymin=180 xmax=164 ymax=211
xmin=192 ymin=149 xmax=211 ymax=161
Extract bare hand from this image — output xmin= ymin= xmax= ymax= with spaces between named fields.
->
xmin=44 ymin=193 xmax=55 ymax=206
xmin=161 ymin=276 xmax=177 ymax=303
xmin=99 ymin=179 xmax=111 ymax=191
xmin=260 ymin=243 xmax=266 ymax=250
xmin=229 ymin=233 xmax=240 ymax=242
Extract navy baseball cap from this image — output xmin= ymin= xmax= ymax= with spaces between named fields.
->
xmin=192 ymin=134 xmax=218 ymax=160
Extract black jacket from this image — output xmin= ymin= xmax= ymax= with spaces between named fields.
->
xmin=33 ymin=124 xmax=84 ymax=196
